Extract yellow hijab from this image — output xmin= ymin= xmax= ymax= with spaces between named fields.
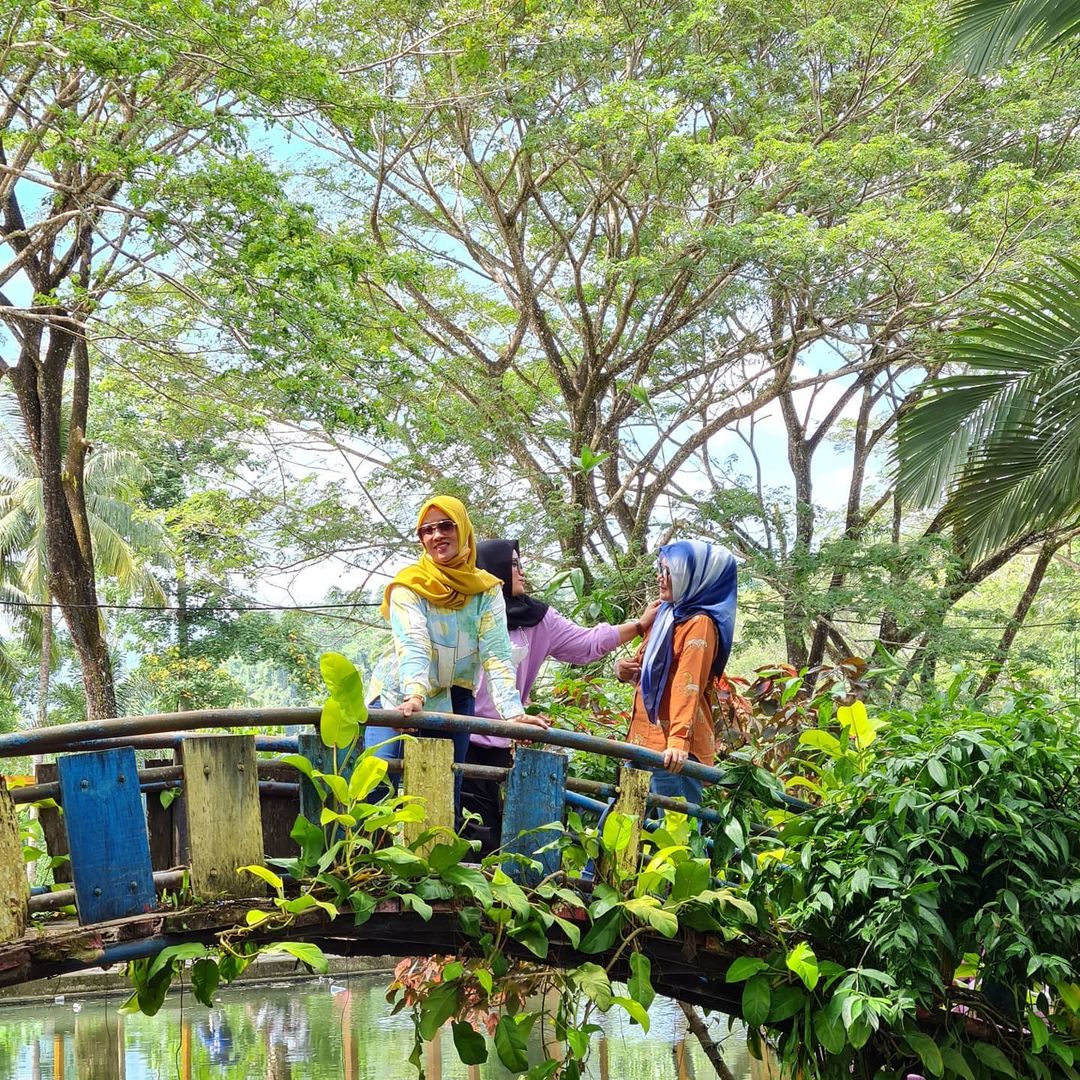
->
xmin=381 ymin=495 xmax=501 ymax=618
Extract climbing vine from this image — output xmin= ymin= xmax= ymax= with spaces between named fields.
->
xmin=125 ymin=657 xmax=1080 ymax=1080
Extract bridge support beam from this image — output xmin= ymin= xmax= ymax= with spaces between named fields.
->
xmin=0 ymin=778 xmax=28 ymax=942
xmin=501 ymin=747 xmax=567 ymax=885
xmin=180 ymin=735 xmax=265 ymax=899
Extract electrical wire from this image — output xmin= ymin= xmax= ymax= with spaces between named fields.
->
xmin=0 ymin=598 xmax=380 ymax=612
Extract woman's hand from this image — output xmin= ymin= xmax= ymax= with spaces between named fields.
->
xmin=614 ymin=657 xmax=642 ymax=685
xmin=507 ymin=713 xmax=551 ymax=730
xmin=662 ymin=746 xmax=689 ymax=773
xmin=400 ymin=694 xmax=424 ymax=718
xmin=638 ymin=598 xmax=661 ymax=631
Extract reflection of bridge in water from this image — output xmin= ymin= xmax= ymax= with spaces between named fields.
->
xmin=0 ymin=974 xmax=763 ymax=1079
xmin=0 ymin=708 xmax=803 ymax=1018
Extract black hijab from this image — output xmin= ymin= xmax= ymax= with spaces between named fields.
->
xmin=476 ymin=539 xmax=549 ymax=630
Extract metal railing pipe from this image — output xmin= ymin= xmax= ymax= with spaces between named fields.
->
xmin=0 ymin=706 xmax=807 ymax=811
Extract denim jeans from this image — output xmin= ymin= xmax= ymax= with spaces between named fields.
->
xmin=649 ymin=757 xmax=703 ymax=808
xmin=364 ymin=688 xmax=474 ymax=811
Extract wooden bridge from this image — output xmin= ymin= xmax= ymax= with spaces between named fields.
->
xmin=0 ymin=709 xmax=791 ymax=1016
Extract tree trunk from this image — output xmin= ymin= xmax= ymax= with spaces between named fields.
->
xmin=36 ymin=599 xmax=51 ymax=729
xmin=176 ymin=552 xmax=191 ymax=712
xmin=975 ymin=539 xmax=1062 ymax=696
xmin=9 ymin=323 xmax=118 ymax=721
xmin=677 ymin=1002 xmax=736 ymax=1080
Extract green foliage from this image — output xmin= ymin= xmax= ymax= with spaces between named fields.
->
xmin=743 ymin=684 xmax=1080 ymax=1077
xmin=123 ymin=649 xmax=1080 ymax=1077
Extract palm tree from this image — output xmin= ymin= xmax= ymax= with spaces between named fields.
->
xmin=949 ymin=0 xmax=1080 ymax=72
xmin=895 ymin=256 xmax=1080 ymax=558
xmin=0 ymin=432 xmax=167 ymax=727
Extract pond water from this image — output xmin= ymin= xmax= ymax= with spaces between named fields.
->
xmin=0 ymin=971 xmax=756 ymax=1079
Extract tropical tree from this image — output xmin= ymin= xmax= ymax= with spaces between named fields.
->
xmin=0 ymin=422 xmax=166 ymax=726
xmin=211 ymin=0 xmax=1078 ymax=679
xmin=0 ymin=0 xmax=356 ymax=718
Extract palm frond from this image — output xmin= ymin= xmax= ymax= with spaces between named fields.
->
xmin=895 ymin=257 xmax=1080 ymax=556
xmin=0 ymin=638 xmax=22 ymax=692
xmin=0 ymin=406 xmax=167 ymax=605
xmin=949 ymin=0 xmax=1080 ymax=72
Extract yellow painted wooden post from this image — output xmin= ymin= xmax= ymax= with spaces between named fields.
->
xmin=0 ymin=777 xmax=28 ymax=942
xmin=180 ymin=735 xmax=265 ymax=899
xmin=600 ymin=765 xmax=651 ymax=880
xmin=402 ymin=737 xmax=454 ymax=850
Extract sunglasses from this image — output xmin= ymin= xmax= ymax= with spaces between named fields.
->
xmin=657 ymin=564 xmax=672 ymax=580
xmin=418 ymin=519 xmax=457 ymax=540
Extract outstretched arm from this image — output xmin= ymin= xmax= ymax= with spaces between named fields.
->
xmin=478 ymin=590 xmax=549 ymax=730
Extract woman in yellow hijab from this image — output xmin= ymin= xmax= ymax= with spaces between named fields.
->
xmin=378 ymin=495 xmax=499 ymax=619
xmin=365 ymin=496 xmax=549 ymax=809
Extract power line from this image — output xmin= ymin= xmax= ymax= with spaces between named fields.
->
xmin=1 ymin=598 xmax=1076 ymax=631
xmin=0 ymin=598 xmax=380 ymax=613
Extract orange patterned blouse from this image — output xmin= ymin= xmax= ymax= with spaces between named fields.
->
xmin=625 ymin=614 xmax=718 ymax=766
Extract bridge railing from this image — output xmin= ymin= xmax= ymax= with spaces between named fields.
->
xmin=0 ymin=707 xmax=804 ymax=951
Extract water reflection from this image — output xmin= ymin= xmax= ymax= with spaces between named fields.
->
xmin=0 ymin=974 xmax=753 ymax=1079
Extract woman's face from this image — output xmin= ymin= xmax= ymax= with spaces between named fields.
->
xmin=418 ymin=506 xmax=460 ymax=564
xmin=510 ymin=550 xmax=526 ymax=596
xmin=657 ymin=560 xmax=673 ymax=602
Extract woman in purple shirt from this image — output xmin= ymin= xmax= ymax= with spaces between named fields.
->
xmin=462 ymin=539 xmax=660 ymax=853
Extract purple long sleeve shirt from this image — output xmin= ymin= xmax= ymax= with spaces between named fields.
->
xmin=471 ymin=607 xmax=622 ymax=748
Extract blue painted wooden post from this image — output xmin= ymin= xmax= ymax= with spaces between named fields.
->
xmin=57 ymin=748 xmax=156 ymax=924
xmin=500 ymin=747 xmax=567 ymax=885
xmin=296 ymin=734 xmax=359 ymax=825
xmin=296 ymin=733 xmax=333 ymax=826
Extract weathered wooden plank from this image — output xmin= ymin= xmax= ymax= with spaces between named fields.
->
xmin=34 ymin=762 xmax=71 ymax=883
xmin=179 ymin=735 xmax=265 ymax=899
xmin=56 ymin=748 xmax=156 ymax=924
xmin=144 ymin=757 xmax=177 ymax=871
xmin=0 ymin=778 xmax=28 ymax=942
xmin=500 ymin=747 xmax=567 ymax=884
xmin=171 ymin=746 xmax=191 ymax=870
xmin=403 ymin=737 xmax=454 ymax=850
xmin=0 ymin=896 xmax=749 ymax=1016
xmin=259 ymin=762 xmax=301 ymax=858
xmin=600 ymin=765 xmax=651 ymax=881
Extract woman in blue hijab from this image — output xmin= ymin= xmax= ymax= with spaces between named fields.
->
xmin=616 ymin=540 xmax=737 ymax=804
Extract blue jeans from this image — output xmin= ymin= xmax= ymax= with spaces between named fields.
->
xmin=649 ymin=758 xmax=703 ymax=808
xmin=364 ymin=689 xmax=474 ymax=811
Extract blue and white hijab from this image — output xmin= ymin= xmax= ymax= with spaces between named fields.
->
xmin=639 ymin=540 xmax=738 ymax=725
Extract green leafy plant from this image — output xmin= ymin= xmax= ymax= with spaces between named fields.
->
xmin=125 ymin=654 xmax=1080 ymax=1079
